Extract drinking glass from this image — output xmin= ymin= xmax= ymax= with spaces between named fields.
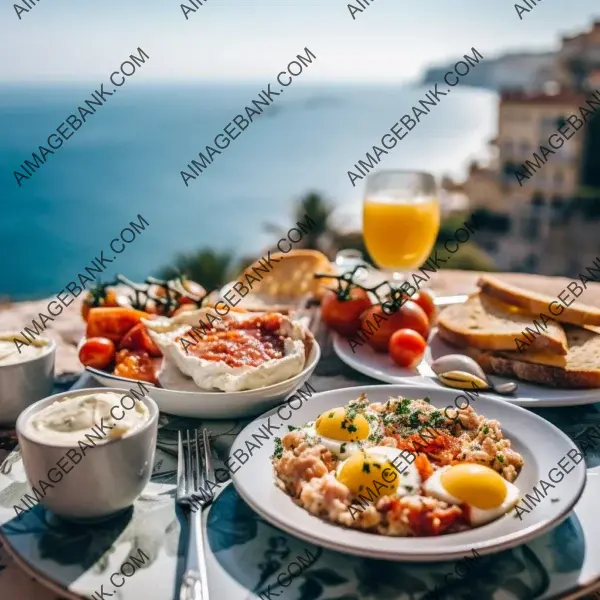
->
xmin=362 ymin=170 xmax=440 ymax=285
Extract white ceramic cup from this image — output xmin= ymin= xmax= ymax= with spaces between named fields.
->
xmin=16 ymin=387 xmax=159 ymax=521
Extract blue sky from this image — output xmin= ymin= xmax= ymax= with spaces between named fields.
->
xmin=0 ymin=0 xmax=598 ymax=83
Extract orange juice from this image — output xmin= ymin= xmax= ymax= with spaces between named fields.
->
xmin=363 ymin=199 xmax=440 ymax=270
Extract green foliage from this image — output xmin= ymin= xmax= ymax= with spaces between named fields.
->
xmin=434 ymin=242 xmax=497 ymax=271
xmin=157 ymin=249 xmax=234 ymax=291
xmin=263 ymin=191 xmax=334 ymax=252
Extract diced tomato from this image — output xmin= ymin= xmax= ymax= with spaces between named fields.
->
xmin=86 ymin=307 xmax=149 ymax=343
xmin=414 ymin=454 xmax=434 ymax=482
xmin=114 ymin=349 xmax=157 ymax=384
xmin=120 ymin=323 xmax=162 ymax=357
xmin=404 ymin=501 xmax=463 ymax=536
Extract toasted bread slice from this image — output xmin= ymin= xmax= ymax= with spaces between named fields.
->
xmin=437 ymin=293 xmax=568 ymax=355
xmin=233 ymin=249 xmax=335 ymax=309
xmin=478 ymin=275 xmax=600 ymax=327
xmin=475 ymin=325 xmax=600 ymax=388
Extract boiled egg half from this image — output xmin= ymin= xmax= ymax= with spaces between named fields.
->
xmin=423 ymin=463 xmax=520 ymax=526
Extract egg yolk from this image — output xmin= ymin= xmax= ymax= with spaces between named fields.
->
xmin=315 ymin=407 xmax=370 ymax=442
xmin=336 ymin=451 xmax=398 ymax=496
xmin=441 ymin=463 xmax=507 ymax=509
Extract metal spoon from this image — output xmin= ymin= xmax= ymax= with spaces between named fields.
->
xmin=430 ymin=354 xmax=518 ymax=396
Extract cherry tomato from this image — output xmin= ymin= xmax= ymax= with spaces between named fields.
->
xmin=412 ymin=290 xmax=437 ymax=323
xmin=388 ymin=329 xmax=427 ymax=368
xmin=321 ymin=288 xmax=372 ymax=337
xmin=79 ymin=337 xmax=116 ymax=370
xmin=361 ymin=300 xmax=430 ymax=353
xmin=120 ymin=323 xmax=162 ymax=357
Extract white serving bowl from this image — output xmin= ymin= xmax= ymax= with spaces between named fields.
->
xmin=0 ymin=335 xmax=56 ymax=426
xmin=86 ymin=339 xmax=320 ymax=418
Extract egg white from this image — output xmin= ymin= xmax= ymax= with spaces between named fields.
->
xmin=301 ymin=409 xmax=383 ymax=459
xmin=335 ymin=446 xmax=421 ymax=498
xmin=422 ymin=465 xmax=521 ymax=526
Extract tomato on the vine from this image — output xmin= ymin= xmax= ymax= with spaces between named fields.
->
xmin=411 ymin=289 xmax=437 ymax=323
xmin=321 ymin=288 xmax=372 ymax=337
xmin=361 ymin=300 xmax=430 ymax=352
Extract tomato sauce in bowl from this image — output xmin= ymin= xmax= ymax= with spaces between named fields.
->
xmin=177 ymin=314 xmax=287 ymax=368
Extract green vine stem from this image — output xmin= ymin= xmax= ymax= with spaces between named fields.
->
xmin=314 ymin=265 xmax=407 ymax=313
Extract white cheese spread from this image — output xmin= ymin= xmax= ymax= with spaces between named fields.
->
xmin=24 ymin=391 xmax=150 ymax=446
xmin=0 ymin=334 xmax=50 ymax=366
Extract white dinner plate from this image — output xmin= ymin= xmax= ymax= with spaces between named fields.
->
xmin=230 ymin=384 xmax=586 ymax=562
xmin=85 ymin=339 xmax=320 ymax=419
xmin=333 ymin=330 xmax=600 ymax=407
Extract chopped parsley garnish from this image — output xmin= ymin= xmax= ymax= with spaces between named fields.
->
xmin=482 ymin=426 xmax=489 ymax=434
xmin=341 ymin=420 xmax=347 ymax=430
xmin=395 ymin=398 xmax=411 ymax=415
xmin=428 ymin=410 xmax=444 ymax=428
xmin=362 ymin=463 xmax=371 ymax=474
xmin=287 ymin=425 xmax=298 ymax=431
xmin=423 ymin=397 xmax=431 ymax=404
xmin=273 ymin=437 xmax=283 ymax=459
xmin=409 ymin=410 xmax=423 ymax=429
xmin=340 ymin=443 xmax=346 ymax=453
xmin=497 ymin=454 xmax=505 ymax=463
xmin=404 ymin=485 xmax=414 ymax=492
xmin=347 ymin=424 xmax=358 ymax=433
xmin=382 ymin=414 xmax=394 ymax=426
xmin=328 ymin=412 xmax=334 ymax=418
xmin=345 ymin=407 xmax=358 ymax=421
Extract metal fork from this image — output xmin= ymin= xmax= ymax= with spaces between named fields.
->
xmin=177 ymin=428 xmax=214 ymax=600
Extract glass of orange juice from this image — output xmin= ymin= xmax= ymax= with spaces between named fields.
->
xmin=363 ymin=170 xmax=440 ymax=283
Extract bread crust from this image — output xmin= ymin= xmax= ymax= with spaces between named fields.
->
xmin=436 ymin=322 xmax=566 ymax=354
xmin=478 ymin=275 xmax=600 ymax=327
xmin=237 ymin=249 xmax=335 ymax=302
xmin=475 ymin=352 xmax=600 ymax=389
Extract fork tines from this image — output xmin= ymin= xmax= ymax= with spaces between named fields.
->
xmin=177 ymin=428 xmax=215 ymax=510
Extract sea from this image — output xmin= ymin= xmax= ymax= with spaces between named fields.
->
xmin=0 ymin=83 xmax=498 ymax=301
